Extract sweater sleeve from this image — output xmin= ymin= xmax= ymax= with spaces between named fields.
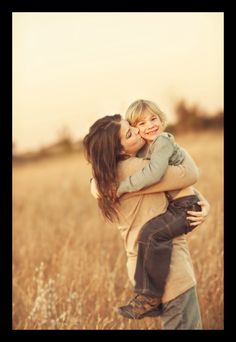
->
xmin=117 ymin=136 xmax=174 ymax=197
xmin=121 ymin=149 xmax=199 ymax=199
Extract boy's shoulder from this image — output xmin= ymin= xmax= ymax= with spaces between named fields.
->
xmin=152 ymin=132 xmax=175 ymax=145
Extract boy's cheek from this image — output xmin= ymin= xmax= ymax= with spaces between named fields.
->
xmin=139 ymin=130 xmax=146 ymax=138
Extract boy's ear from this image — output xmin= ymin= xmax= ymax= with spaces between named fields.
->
xmin=120 ymin=150 xmax=126 ymax=155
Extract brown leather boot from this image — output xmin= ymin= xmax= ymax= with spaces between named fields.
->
xmin=117 ymin=294 xmax=163 ymax=319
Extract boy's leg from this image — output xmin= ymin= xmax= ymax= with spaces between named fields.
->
xmin=135 ymin=197 xmax=201 ymax=297
xmin=160 ymin=287 xmax=202 ymax=330
xmin=134 ymin=209 xmax=186 ymax=297
xmin=117 ymin=196 xmax=201 ymax=319
xmin=117 ymin=216 xmax=168 ymax=319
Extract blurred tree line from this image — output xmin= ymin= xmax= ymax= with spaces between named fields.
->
xmin=166 ymin=100 xmax=224 ymax=134
xmin=13 ymin=100 xmax=224 ymax=162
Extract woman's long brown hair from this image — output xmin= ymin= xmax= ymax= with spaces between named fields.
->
xmin=83 ymin=114 xmax=126 ymax=222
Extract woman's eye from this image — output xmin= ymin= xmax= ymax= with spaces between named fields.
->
xmin=151 ymin=117 xmax=156 ymax=121
xmin=138 ymin=122 xmax=144 ymax=126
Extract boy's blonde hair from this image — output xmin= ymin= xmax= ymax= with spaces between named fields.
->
xmin=125 ymin=99 xmax=167 ymax=129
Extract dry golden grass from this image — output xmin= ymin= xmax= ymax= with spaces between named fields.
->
xmin=13 ymin=130 xmax=224 ymax=330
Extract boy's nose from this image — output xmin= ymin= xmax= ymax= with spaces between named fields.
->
xmin=146 ymin=121 xmax=153 ymax=128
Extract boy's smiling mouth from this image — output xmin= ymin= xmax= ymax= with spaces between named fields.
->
xmin=145 ymin=127 xmax=159 ymax=135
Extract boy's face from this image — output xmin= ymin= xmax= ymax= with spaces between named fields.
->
xmin=135 ymin=111 xmax=164 ymax=143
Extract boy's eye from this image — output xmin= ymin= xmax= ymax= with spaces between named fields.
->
xmin=151 ymin=117 xmax=157 ymax=121
xmin=138 ymin=122 xmax=144 ymax=126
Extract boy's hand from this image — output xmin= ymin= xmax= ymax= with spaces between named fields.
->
xmin=90 ymin=178 xmax=100 ymax=199
xmin=116 ymin=182 xmax=125 ymax=198
xmin=90 ymin=178 xmax=119 ymax=202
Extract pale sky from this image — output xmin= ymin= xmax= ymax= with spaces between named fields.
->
xmin=13 ymin=12 xmax=224 ymax=152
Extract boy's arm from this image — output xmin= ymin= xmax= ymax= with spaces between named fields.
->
xmin=90 ymin=149 xmax=199 ymax=199
xmin=117 ymin=136 xmax=174 ymax=197
xmin=122 ymin=150 xmax=199 ymax=199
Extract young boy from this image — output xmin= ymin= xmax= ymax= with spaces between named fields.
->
xmin=116 ymin=99 xmax=203 ymax=320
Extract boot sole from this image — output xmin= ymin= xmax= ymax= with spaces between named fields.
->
xmin=117 ymin=304 xmax=163 ymax=320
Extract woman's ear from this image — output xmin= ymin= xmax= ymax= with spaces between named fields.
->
xmin=120 ymin=150 xmax=126 ymax=155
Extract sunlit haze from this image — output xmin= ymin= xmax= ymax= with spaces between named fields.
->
xmin=13 ymin=12 xmax=223 ymax=152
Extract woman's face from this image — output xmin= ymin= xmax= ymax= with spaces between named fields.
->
xmin=119 ymin=120 xmax=145 ymax=156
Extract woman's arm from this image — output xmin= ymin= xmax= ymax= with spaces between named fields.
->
xmin=122 ymin=149 xmax=199 ymax=199
xmin=90 ymin=149 xmax=199 ymax=200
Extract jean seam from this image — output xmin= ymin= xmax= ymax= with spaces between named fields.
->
xmin=143 ymin=238 xmax=151 ymax=292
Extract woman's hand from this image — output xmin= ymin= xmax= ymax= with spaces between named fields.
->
xmin=90 ymin=178 xmax=100 ymax=199
xmin=186 ymin=198 xmax=210 ymax=227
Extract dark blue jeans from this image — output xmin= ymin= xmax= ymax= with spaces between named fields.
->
xmin=134 ymin=195 xmax=201 ymax=297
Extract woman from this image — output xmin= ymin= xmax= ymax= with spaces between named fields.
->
xmin=83 ymin=114 xmax=209 ymax=330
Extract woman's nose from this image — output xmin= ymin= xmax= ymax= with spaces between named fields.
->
xmin=134 ymin=127 xmax=140 ymax=134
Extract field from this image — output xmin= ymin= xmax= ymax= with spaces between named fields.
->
xmin=13 ymin=130 xmax=224 ymax=330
